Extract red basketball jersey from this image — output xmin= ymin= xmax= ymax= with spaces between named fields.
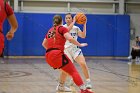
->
xmin=0 ymin=0 xmax=14 ymax=31
xmin=45 ymin=26 xmax=68 ymax=52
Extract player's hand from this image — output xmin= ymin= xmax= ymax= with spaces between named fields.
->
xmin=79 ymin=43 xmax=88 ymax=47
xmin=6 ymin=31 xmax=15 ymax=40
xmin=84 ymin=18 xmax=87 ymax=25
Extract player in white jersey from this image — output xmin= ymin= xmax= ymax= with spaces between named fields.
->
xmin=56 ymin=13 xmax=92 ymax=92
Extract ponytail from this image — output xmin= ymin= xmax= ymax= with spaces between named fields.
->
xmin=53 ymin=19 xmax=58 ymax=34
xmin=52 ymin=15 xmax=62 ymax=40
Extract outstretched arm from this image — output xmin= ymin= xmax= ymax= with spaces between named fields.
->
xmin=64 ymin=32 xmax=87 ymax=47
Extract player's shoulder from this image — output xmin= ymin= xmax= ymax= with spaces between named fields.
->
xmin=60 ymin=25 xmax=67 ymax=30
xmin=63 ymin=24 xmax=78 ymax=28
xmin=58 ymin=26 xmax=68 ymax=33
xmin=73 ymin=25 xmax=79 ymax=29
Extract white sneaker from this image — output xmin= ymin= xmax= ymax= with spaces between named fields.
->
xmin=56 ymin=85 xmax=72 ymax=92
xmin=128 ymin=56 xmax=132 ymax=60
xmin=85 ymin=81 xmax=92 ymax=89
xmin=136 ymin=57 xmax=140 ymax=62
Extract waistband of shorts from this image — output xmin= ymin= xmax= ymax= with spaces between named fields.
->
xmin=46 ymin=48 xmax=60 ymax=53
xmin=0 ymin=30 xmax=2 ymax=33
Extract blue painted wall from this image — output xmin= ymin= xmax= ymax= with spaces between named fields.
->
xmin=3 ymin=13 xmax=130 ymax=56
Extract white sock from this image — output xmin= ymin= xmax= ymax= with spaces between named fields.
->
xmin=86 ymin=79 xmax=91 ymax=82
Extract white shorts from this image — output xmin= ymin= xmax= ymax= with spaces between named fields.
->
xmin=64 ymin=45 xmax=83 ymax=63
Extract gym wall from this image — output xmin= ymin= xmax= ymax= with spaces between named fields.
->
xmin=3 ymin=13 xmax=130 ymax=56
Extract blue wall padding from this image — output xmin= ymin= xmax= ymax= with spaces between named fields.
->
xmin=114 ymin=15 xmax=130 ymax=56
xmin=3 ymin=13 xmax=24 ymax=56
xmin=3 ymin=13 xmax=130 ymax=56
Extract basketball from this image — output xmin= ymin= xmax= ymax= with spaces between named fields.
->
xmin=75 ymin=12 xmax=87 ymax=24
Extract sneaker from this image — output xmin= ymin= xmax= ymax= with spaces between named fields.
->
xmin=80 ymin=89 xmax=94 ymax=93
xmin=56 ymin=85 xmax=72 ymax=92
xmin=85 ymin=81 xmax=92 ymax=89
xmin=136 ymin=57 xmax=140 ymax=62
xmin=128 ymin=56 xmax=132 ymax=60
xmin=137 ymin=62 xmax=140 ymax=64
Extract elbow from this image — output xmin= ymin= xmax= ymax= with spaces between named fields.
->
xmin=42 ymin=43 xmax=43 ymax=47
xmin=42 ymin=42 xmax=45 ymax=47
xmin=42 ymin=43 xmax=46 ymax=50
xmin=14 ymin=23 xmax=18 ymax=30
xmin=42 ymin=42 xmax=47 ymax=50
xmin=12 ymin=23 xmax=18 ymax=30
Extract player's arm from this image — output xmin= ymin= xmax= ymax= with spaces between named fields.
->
xmin=7 ymin=14 xmax=18 ymax=34
xmin=78 ymin=20 xmax=87 ymax=38
xmin=5 ymin=3 xmax=18 ymax=40
xmin=64 ymin=32 xmax=87 ymax=47
xmin=42 ymin=38 xmax=48 ymax=50
xmin=6 ymin=14 xmax=18 ymax=40
xmin=61 ymin=26 xmax=87 ymax=47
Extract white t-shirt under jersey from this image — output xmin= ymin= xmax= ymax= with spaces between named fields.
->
xmin=63 ymin=24 xmax=81 ymax=48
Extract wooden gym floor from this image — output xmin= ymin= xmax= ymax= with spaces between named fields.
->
xmin=0 ymin=57 xmax=140 ymax=93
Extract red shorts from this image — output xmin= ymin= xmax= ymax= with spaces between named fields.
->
xmin=0 ymin=33 xmax=4 ymax=55
xmin=45 ymin=50 xmax=70 ymax=69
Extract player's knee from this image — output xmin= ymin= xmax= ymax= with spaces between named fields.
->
xmin=79 ymin=61 xmax=86 ymax=67
xmin=71 ymin=71 xmax=79 ymax=77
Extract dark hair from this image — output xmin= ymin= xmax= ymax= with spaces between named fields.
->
xmin=51 ymin=15 xmax=62 ymax=41
xmin=65 ymin=13 xmax=73 ymax=19
xmin=136 ymin=36 xmax=139 ymax=39
xmin=53 ymin=15 xmax=62 ymax=31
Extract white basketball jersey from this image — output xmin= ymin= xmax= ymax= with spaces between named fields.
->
xmin=63 ymin=24 xmax=81 ymax=48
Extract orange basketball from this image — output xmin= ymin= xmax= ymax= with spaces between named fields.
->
xmin=75 ymin=12 xmax=87 ymax=24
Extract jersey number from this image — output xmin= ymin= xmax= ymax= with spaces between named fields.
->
xmin=48 ymin=31 xmax=55 ymax=38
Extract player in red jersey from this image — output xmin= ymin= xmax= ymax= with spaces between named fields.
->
xmin=0 ymin=0 xmax=18 ymax=62
xmin=42 ymin=15 xmax=93 ymax=93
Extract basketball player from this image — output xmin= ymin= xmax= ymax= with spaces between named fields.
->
xmin=0 ymin=0 xmax=18 ymax=63
xmin=56 ymin=13 xmax=92 ymax=92
xmin=42 ymin=15 xmax=93 ymax=93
